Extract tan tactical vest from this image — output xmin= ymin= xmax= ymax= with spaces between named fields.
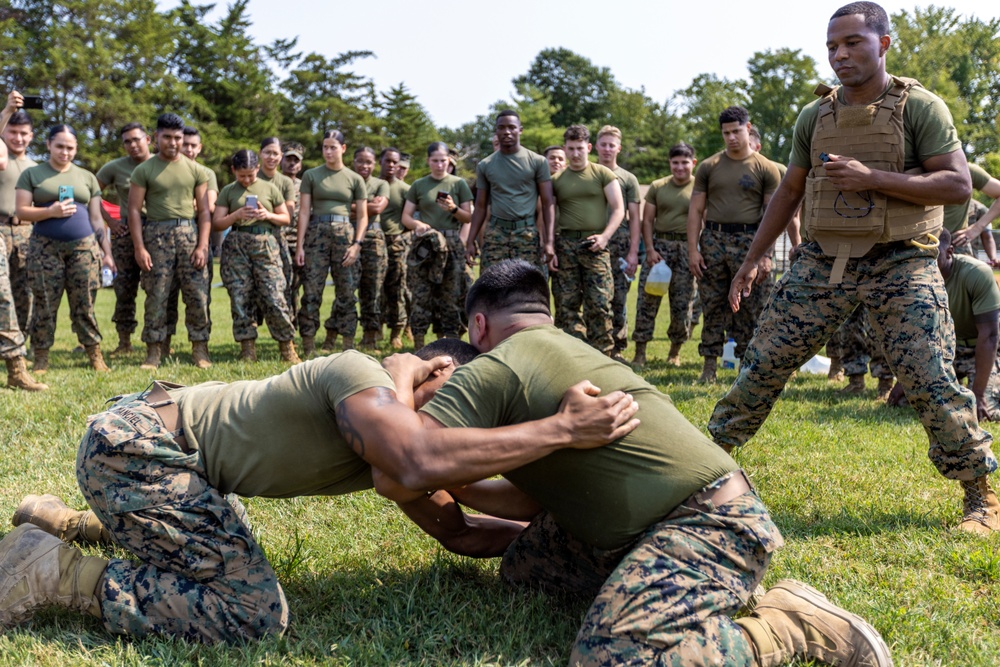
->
xmin=803 ymin=76 xmax=943 ymax=284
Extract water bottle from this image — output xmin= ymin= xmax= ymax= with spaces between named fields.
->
xmin=618 ymin=257 xmax=634 ymax=283
xmin=101 ymin=267 xmax=114 ymax=288
xmin=722 ymin=338 xmax=738 ymax=369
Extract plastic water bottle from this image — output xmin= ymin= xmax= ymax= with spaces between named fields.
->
xmin=101 ymin=267 xmax=114 ymax=288
xmin=722 ymin=338 xmax=738 ymax=369
xmin=618 ymin=257 xmax=634 ymax=283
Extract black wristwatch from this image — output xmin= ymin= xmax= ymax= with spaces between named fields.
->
xmin=352 ymin=240 xmax=362 ymax=246
xmin=450 ymin=205 xmax=459 ymax=215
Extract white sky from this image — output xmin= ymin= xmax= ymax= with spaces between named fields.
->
xmin=158 ymin=0 xmax=997 ymax=128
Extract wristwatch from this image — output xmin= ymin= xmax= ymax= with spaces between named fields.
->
xmin=450 ymin=205 xmax=459 ymax=215
xmin=352 ymin=240 xmax=362 ymax=246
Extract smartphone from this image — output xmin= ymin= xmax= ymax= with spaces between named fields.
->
xmin=578 ymin=238 xmax=596 ymax=249
xmin=819 ymin=152 xmax=831 ymax=163
xmin=436 ymin=191 xmax=449 ymax=201
xmin=21 ymin=95 xmax=44 ymax=110
xmin=58 ymin=185 xmax=74 ymax=202
xmin=245 ymin=195 xmax=258 ymax=209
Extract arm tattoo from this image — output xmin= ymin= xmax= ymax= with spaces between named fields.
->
xmin=335 ymin=387 xmax=397 ymax=459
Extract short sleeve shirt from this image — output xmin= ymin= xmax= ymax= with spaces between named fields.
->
xmin=129 ymin=156 xmax=209 ymax=220
xmin=552 ymin=162 xmax=617 ymax=232
xmin=0 ymin=155 xmax=37 ymax=217
xmin=16 ymin=162 xmax=101 ymax=205
xmin=475 ymin=147 xmax=550 ymax=220
xmin=217 ymin=179 xmax=285 ymax=227
xmin=299 ymin=165 xmax=367 ymax=217
xmin=693 ymin=151 xmax=781 ymax=224
xmin=946 ymin=255 xmax=1000 ymax=342
xmin=646 ymin=176 xmax=695 ymax=234
xmin=612 ymin=166 xmax=641 ymax=222
xmin=943 ymin=164 xmax=995 ymax=232
xmin=258 ymin=170 xmax=296 ymax=204
xmin=354 ymin=176 xmax=390 ymax=226
xmin=96 ymin=156 xmax=146 ymax=209
xmin=405 ymin=174 xmax=474 ymax=231
xmin=381 ymin=179 xmax=411 ymax=235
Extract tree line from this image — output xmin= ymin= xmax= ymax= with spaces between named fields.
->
xmin=2 ymin=1 xmax=998 ymax=198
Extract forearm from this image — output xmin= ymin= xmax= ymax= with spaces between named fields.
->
xmin=868 ymin=169 xmax=971 ymax=206
xmin=745 ymin=188 xmax=804 ymax=264
xmin=602 ymin=205 xmax=624 ymax=240
xmin=448 ymin=479 xmax=543 ymax=521
xmin=13 ymin=205 xmax=53 ymax=223
xmin=685 ymin=203 xmax=704 ymax=255
xmin=395 ymin=490 xmax=526 ymax=558
xmin=627 ymin=203 xmax=641 ymax=253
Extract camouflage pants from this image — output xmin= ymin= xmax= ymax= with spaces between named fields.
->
xmin=698 ymin=228 xmax=773 ymax=359
xmin=552 ymin=235 xmax=614 ymax=354
xmin=954 ymin=345 xmax=1000 ymax=420
xmin=111 ymin=230 xmax=141 ymax=336
xmin=382 ymin=233 xmax=409 ymax=330
xmin=299 ymin=220 xmax=359 ymax=339
xmin=276 ymin=234 xmax=300 ymax=330
xmin=607 ymin=225 xmax=633 ymax=352
xmin=220 ymin=231 xmax=294 ymax=342
xmin=28 ymin=234 xmax=102 ymax=350
xmin=634 ymin=237 xmax=698 ymax=345
xmin=826 ymin=304 xmax=893 ymax=379
xmin=709 ymin=242 xmax=998 ymax=481
xmin=500 ymin=483 xmax=781 ymax=666
xmin=0 ymin=235 xmax=27 ymax=360
xmin=408 ymin=234 xmax=465 ymax=337
xmin=0 ymin=221 xmax=32 ymax=336
xmin=481 ymin=224 xmax=544 ymax=272
xmin=164 ymin=255 xmax=212 ymax=337
xmin=77 ymin=392 xmax=288 ymax=642
xmin=140 ymin=224 xmax=211 ymax=344
xmin=359 ymin=228 xmax=387 ymax=332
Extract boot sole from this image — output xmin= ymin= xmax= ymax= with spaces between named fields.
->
xmin=772 ymin=579 xmax=893 ymax=667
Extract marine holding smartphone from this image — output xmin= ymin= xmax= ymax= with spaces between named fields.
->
xmin=13 ymin=124 xmax=116 ymax=373
xmin=400 ymin=141 xmax=474 ymax=350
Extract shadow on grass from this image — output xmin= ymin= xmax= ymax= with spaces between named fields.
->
xmin=768 ymin=505 xmax=943 ymax=539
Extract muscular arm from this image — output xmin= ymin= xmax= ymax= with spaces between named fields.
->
xmin=686 ymin=191 xmax=707 ymax=278
xmin=641 ymin=202 xmax=660 ymax=266
xmin=538 ymin=180 xmax=555 ymax=250
xmin=466 ymin=186 xmax=490 ymax=260
xmin=956 ymin=177 xmax=1000 ymax=246
xmin=448 ymin=479 xmax=542 ymax=520
xmin=972 ymin=312 xmax=1000 ymax=421
xmin=823 ymin=148 xmax=971 ymax=206
xmin=595 ymin=181 xmax=624 ymax=250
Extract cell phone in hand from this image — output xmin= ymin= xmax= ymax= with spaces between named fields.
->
xmin=578 ymin=237 xmax=596 ymax=249
xmin=436 ymin=191 xmax=449 ymax=201
xmin=245 ymin=195 xmax=258 ymax=209
xmin=21 ymin=95 xmax=44 ymax=110
xmin=58 ymin=185 xmax=74 ymax=202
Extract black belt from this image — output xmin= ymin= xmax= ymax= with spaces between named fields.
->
xmin=147 ymin=218 xmax=194 ymax=227
xmin=684 ymin=470 xmax=753 ymax=513
xmin=232 ymin=224 xmax=276 ymax=235
xmin=706 ymin=221 xmax=757 ymax=233
xmin=560 ymin=229 xmax=599 ymax=240
xmin=654 ymin=232 xmax=686 ymax=242
xmin=313 ymin=214 xmax=350 ymax=224
xmin=491 ymin=215 xmax=535 ymax=231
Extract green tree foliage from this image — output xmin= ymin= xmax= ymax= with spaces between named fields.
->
xmin=376 ymin=83 xmax=439 ymax=178
xmin=675 ymin=74 xmax=750 ymax=159
xmin=746 ymin=49 xmax=820 ymax=163
xmin=514 ymin=47 xmax=617 ymax=128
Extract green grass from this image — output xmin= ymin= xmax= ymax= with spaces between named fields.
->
xmin=1 ymin=276 xmax=999 ymax=665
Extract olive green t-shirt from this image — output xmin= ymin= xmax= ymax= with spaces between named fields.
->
xmin=693 ymin=151 xmax=780 ymax=225
xmin=405 ymin=174 xmax=474 ymax=231
xmin=612 ymin=165 xmax=641 ymax=222
xmin=16 ymin=162 xmax=101 ymax=204
xmin=299 ymin=165 xmax=367 ymax=217
xmin=258 ymin=170 xmax=296 ymax=204
xmin=0 ymin=155 xmax=37 ymax=217
xmin=217 ymin=179 xmax=285 ymax=228
xmin=789 ymin=78 xmax=961 ymax=173
xmin=944 ymin=164 xmax=993 ymax=232
xmin=382 ymin=179 xmax=411 ymax=235
xmin=96 ymin=156 xmax=147 ymax=212
xmin=353 ymin=176 xmax=390 ymax=226
xmin=945 ymin=255 xmax=1000 ymax=342
xmin=646 ymin=176 xmax=695 ymax=234
xmin=173 ymin=351 xmax=394 ymax=498
xmin=421 ymin=326 xmax=738 ymax=550
xmin=129 ymin=155 xmax=209 ymax=221
xmin=552 ymin=162 xmax=617 ymax=232
xmin=969 ymin=199 xmax=989 ymax=228
xmin=475 ymin=147 xmax=550 ymax=220
xmin=201 ymin=165 xmax=219 ymax=193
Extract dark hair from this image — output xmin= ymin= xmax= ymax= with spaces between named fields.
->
xmin=120 ymin=122 xmax=146 ymax=137
xmin=831 ymin=2 xmax=889 ymax=37
xmin=668 ymin=142 xmax=695 ymax=159
xmin=466 ymin=260 xmax=551 ymax=318
xmin=414 ymin=339 xmax=479 ymax=366
xmin=938 ymin=227 xmax=952 ymax=250
xmin=47 ymin=124 xmax=76 ymax=140
xmin=718 ymin=106 xmax=749 ymax=127
xmin=380 ymin=146 xmax=401 ymax=160
xmin=543 ymin=145 xmax=565 ymax=157
xmin=231 ymin=149 xmax=259 ymax=171
xmin=354 ymin=146 xmax=376 ymax=159
xmin=182 ymin=126 xmax=200 ymax=138
xmin=7 ymin=111 xmax=33 ymax=129
xmin=322 ymin=129 xmax=345 ymax=144
xmin=260 ymin=137 xmax=281 ymax=150
xmin=564 ymin=124 xmax=590 ymax=143
xmin=156 ymin=113 xmax=185 ymax=132
xmin=427 ymin=141 xmax=449 ymax=156
xmin=496 ymin=109 xmax=520 ymax=124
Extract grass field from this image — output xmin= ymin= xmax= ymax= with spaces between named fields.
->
xmin=1 ymin=277 xmax=998 ymax=666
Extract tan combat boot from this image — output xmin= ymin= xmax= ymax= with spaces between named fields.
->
xmin=840 ymin=374 xmax=866 ymax=394
xmin=631 ymin=342 xmax=647 ymax=370
xmin=360 ymin=330 xmax=378 ymax=350
xmin=191 ymin=340 xmax=212 ymax=369
xmin=828 ymin=356 xmax=845 ymax=382
xmin=161 ymin=334 xmax=174 ymax=357
xmin=301 ymin=335 xmax=316 ymax=359
xmin=12 ymin=494 xmax=111 ymax=545
xmin=139 ymin=342 xmax=161 ymax=370
xmin=341 ymin=335 xmax=355 ymax=351
xmin=404 ymin=325 xmax=414 ymax=343
xmin=32 ymin=348 xmax=49 ymax=374
xmin=85 ymin=344 xmax=110 ymax=372
xmin=239 ymin=339 xmax=257 ymax=362
xmin=108 ymin=333 xmax=133 ymax=357
xmin=0 ymin=524 xmax=108 ymax=627
xmin=735 ymin=579 xmax=893 ymax=667
xmin=412 ymin=334 xmax=425 ymax=351
xmin=279 ymin=339 xmax=301 ymax=364
xmin=389 ymin=327 xmax=403 ymax=350
xmin=697 ymin=357 xmax=717 ymax=384
xmin=667 ymin=342 xmax=682 ymax=367
xmin=5 ymin=357 xmax=48 ymax=392
xmin=321 ymin=329 xmax=338 ymax=352
xmin=958 ymin=476 xmax=1000 ymax=535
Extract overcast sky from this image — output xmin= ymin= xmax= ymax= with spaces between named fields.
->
xmin=158 ymin=0 xmax=997 ymax=128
